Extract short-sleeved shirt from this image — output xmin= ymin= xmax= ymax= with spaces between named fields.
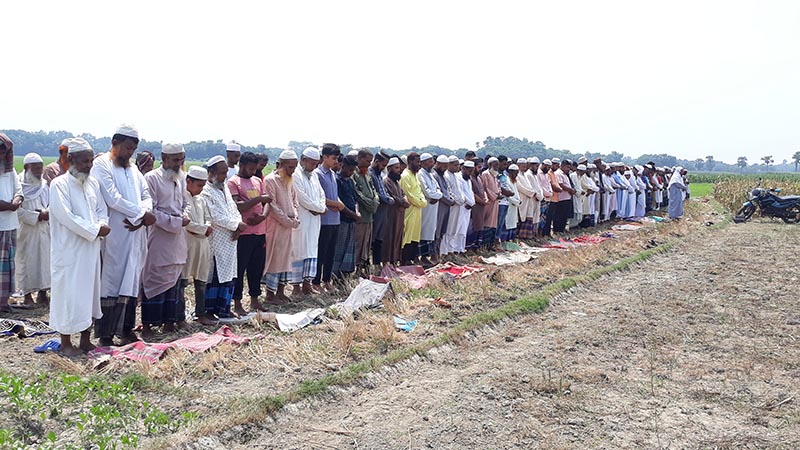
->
xmin=226 ymin=175 xmax=266 ymax=235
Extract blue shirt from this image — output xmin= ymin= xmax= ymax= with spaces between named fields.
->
xmin=315 ymin=165 xmax=340 ymax=225
xmin=370 ymin=166 xmax=394 ymax=206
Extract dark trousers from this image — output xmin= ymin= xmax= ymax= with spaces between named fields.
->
xmin=402 ymin=242 xmax=418 ymax=264
xmin=314 ymin=224 xmax=338 ymax=284
xmin=371 ymin=239 xmax=383 ymax=266
xmin=543 ymin=201 xmax=557 ymax=237
xmin=95 ymin=296 xmax=136 ymax=340
xmin=553 ymin=199 xmax=572 ymax=233
xmin=234 ymin=234 xmax=266 ymax=300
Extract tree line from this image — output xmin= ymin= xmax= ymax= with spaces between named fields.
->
xmin=3 ymin=129 xmax=799 ymax=173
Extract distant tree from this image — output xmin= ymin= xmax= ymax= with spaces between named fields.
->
xmin=705 ymin=155 xmax=716 ymax=171
xmin=736 ymin=156 xmax=748 ymax=171
xmin=793 ymin=151 xmax=800 ymax=172
xmin=761 ymin=155 xmax=774 ymax=170
xmin=693 ymin=158 xmax=704 ymax=170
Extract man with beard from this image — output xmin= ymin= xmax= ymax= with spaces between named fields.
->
xmin=49 ymin=137 xmax=110 ymax=355
xmin=140 ymin=144 xmax=190 ymax=340
xmin=17 ymin=153 xmax=51 ymax=306
xmin=521 ymin=157 xmax=544 ymax=238
xmin=453 ymin=161 xmax=476 ymax=253
xmin=43 ymin=139 xmax=71 ymax=184
xmin=440 ymin=155 xmax=464 ymax=257
xmin=332 ymin=156 xmax=360 ymax=278
xmin=399 ymin=152 xmax=428 ymax=265
xmin=370 ymin=151 xmax=393 ymax=268
xmin=416 ymin=153 xmax=442 ymax=265
xmin=90 ymin=124 xmax=155 ymax=345
xmin=228 ymin=151 xmax=271 ymax=313
xmin=291 ymin=147 xmax=326 ymax=296
xmin=468 ymin=157 xmax=487 ymax=249
xmin=263 ymin=151 xmax=300 ymax=303
xmin=353 ymin=149 xmax=379 ymax=274
xmin=382 ymin=158 xmax=408 ymax=265
xmin=202 ymin=156 xmax=246 ymax=318
xmin=479 ymin=157 xmax=500 ymax=250
xmin=537 ymin=159 xmax=554 ymax=238
xmin=503 ymin=164 xmax=522 ymax=241
xmin=0 ymin=134 xmax=23 ymax=313
xmin=432 ymin=155 xmax=453 ymax=257
xmin=552 ymin=160 xmax=576 ymax=234
xmin=513 ymin=158 xmax=535 ymax=240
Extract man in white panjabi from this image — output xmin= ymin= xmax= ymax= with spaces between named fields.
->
xmin=291 ymin=147 xmax=326 ymax=296
xmin=49 ymin=138 xmax=110 ymax=356
xmin=16 ymin=153 xmax=51 ymax=305
xmin=453 ymin=160 xmax=476 ymax=253
xmin=416 ymin=153 xmax=443 ymax=265
xmin=90 ymin=124 xmax=155 ymax=347
xmin=440 ymin=155 xmax=464 ymax=256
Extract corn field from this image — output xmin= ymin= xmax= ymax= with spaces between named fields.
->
xmin=712 ymin=177 xmax=800 ymax=213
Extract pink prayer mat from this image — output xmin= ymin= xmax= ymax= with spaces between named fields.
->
xmin=380 ymin=265 xmax=429 ymax=289
xmin=87 ymin=326 xmax=259 ymax=363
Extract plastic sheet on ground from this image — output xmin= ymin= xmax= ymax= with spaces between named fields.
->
xmin=330 ymin=278 xmax=391 ymax=316
xmin=432 ymin=262 xmax=485 ymax=279
xmin=481 ymin=252 xmax=533 ymax=266
xmin=612 ymin=224 xmax=643 ymax=231
xmin=275 ymin=308 xmax=326 ymax=332
xmin=88 ymin=326 xmax=259 ymax=363
xmin=393 ymin=316 xmax=418 ymax=332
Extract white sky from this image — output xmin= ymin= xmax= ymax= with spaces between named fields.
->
xmin=3 ymin=0 xmax=799 ymax=164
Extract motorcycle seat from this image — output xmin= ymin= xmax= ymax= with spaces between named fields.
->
xmin=777 ymin=195 xmax=800 ymax=201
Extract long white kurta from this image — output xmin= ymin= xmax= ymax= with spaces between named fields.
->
xmin=454 ymin=175 xmax=474 ymax=253
xmin=569 ymin=172 xmax=584 ymax=227
xmin=90 ymin=155 xmax=152 ymax=298
xmin=515 ymin=171 xmax=534 ymax=222
xmin=183 ymin=192 xmax=211 ymax=283
xmin=16 ymin=176 xmax=50 ymax=294
xmin=49 ymin=173 xmax=108 ymax=334
xmin=201 ymin=182 xmax=242 ymax=284
xmin=505 ymin=179 xmax=522 ymax=230
xmin=417 ymin=168 xmax=443 ymax=242
xmin=441 ymin=170 xmax=464 ymax=255
xmin=292 ymin=167 xmax=326 ymax=262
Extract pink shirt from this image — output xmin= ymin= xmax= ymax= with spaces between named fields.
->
xmin=554 ymin=170 xmax=572 ymax=202
xmin=227 ymin=175 xmax=266 ymax=235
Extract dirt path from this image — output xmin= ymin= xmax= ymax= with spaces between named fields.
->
xmin=223 ymin=221 xmax=800 ymax=449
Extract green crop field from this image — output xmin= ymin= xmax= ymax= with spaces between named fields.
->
xmin=691 ymin=182 xmax=713 ymax=198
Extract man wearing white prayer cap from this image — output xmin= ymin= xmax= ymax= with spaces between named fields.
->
xmin=578 ymin=156 xmax=588 ymax=164
xmin=292 ymin=147 xmax=326 ymax=295
xmin=431 ymin=154 xmax=454 ymax=257
xmin=347 ymin=149 xmax=359 ymax=157
xmin=448 ymin=155 xmax=459 ymax=163
xmin=262 ymin=149 xmax=300 ymax=303
xmin=528 ymin=156 xmax=540 ymax=164
xmin=381 ymin=155 xmax=409 ymax=264
xmin=449 ymin=159 xmax=475 ymax=253
xmin=416 ymin=152 xmax=442 ymax=265
xmin=17 ymin=152 xmax=50 ymax=306
xmin=49 ymin=137 xmax=109 ymax=355
xmin=44 ymin=139 xmax=72 ymax=185
xmin=225 ymin=142 xmax=242 ymax=180
xmin=182 ymin=165 xmax=214 ymax=324
xmin=91 ymin=125 xmax=155 ymax=346
xmin=140 ymin=143 xmax=189 ymax=339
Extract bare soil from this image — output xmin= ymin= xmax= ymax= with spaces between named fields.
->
xmin=219 ymin=221 xmax=800 ymax=449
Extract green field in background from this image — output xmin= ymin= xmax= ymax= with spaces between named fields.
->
xmin=691 ymin=182 xmax=713 ymax=197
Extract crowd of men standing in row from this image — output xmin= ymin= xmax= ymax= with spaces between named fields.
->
xmin=0 ymin=129 xmax=690 ymax=355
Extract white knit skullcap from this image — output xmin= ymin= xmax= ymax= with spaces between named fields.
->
xmin=302 ymin=147 xmax=320 ymax=160
xmin=387 ymin=157 xmax=400 ymax=166
xmin=226 ymin=143 xmax=241 ymax=152
xmin=187 ymin=166 xmax=208 ymax=181
xmin=463 ymin=160 xmax=475 ymax=168
xmin=508 ymin=164 xmax=519 ymax=171
xmin=436 ymin=155 xmax=449 ymax=163
xmin=65 ymin=137 xmax=93 ymax=154
xmin=542 ymin=159 xmax=552 ymax=165
xmin=161 ymin=143 xmax=185 ymax=154
xmin=529 ymin=157 xmax=540 ymax=164
xmin=577 ymin=164 xmax=587 ymax=171
xmin=115 ymin=124 xmax=138 ymax=139
xmin=23 ymin=153 xmax=43 ymax=165
xmin=516 ymin=158 xmax=527 ymax=164
xmin=420 ymin=153 xmax=433 ymax=162
xmin=207 ymin=155 xmax=226 ymax=167
xmin=448 ymin=155 xmax=458 ymax=163
xmin=487 ymin=157 xmax=499 ymax=164
xmin=279 ymin=150 xmax=298 ymax=160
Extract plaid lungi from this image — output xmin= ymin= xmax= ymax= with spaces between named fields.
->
xmin=0 ymin=230 xmax=15 ymax=298
xmin=517 ymin=219 xmax=536 ymax=239
xmin=262 ymin=272 xmax=290 ymax=293
xmin=418 ymin=240 xmax=433 ymax=257
xmin=204 ymin=264 xmax=234 ymax=318
xmin=141 ymin=279 xmax=185 ymax=325
xmin=95 ymin=296 xmax=136 ymax=340
xmin=332 ymin=221 xmax=356 ymax=275
xmin=291 ymin=258 xmax=318 ymax=284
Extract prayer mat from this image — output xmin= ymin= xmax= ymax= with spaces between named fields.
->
xmin=0 ymin=318 xmax=56 ymax=337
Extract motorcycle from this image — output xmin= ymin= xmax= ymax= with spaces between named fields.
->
xmin=735 ymin=181 xmax=800 ymax=224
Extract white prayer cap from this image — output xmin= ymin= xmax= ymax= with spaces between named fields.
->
xmin=542 ymin=159 xmax=552 ymax=165
xmin=387 ymin=157 xmax=400 ymax=166
xmin=420 ymin=153 xmax=433 ymax=162
xmin=577 ymin=164 xmax=587 ymax=171
xmin=448 ymin=155 xmax=459 ymax=163
xmin=207 ymin=155 xmax=226 ymax=167
xmin=624 ymin=170 xmax=633 ymax=176
xmin=65 ymin=137 xmax=93 ymax=154
xmin=115 ymin=124 xmax=138 ymax=139
xmin=487 ymin=157 xmax=499 ymax=164
xmin=187 ymin=165 xmax=208 ymax=181
xmin=226 ymin=143 xmax=241 ymax=152
xmin=587 ymin=163 xmax=597 ymax=169
xmin=302 ymin=147 xmax=320 ymax=160
xmin=463 ymin=160 xmax=475 ymax=168
xmin=60 ymin=138 xmax=71 ymax=147
xmin=161 ymin=143 xmax=185 ymax=154
xmin=578 ymin=156 xmax=588 ymax=164
xmin=347 ymin=149 xmax=359 ymax=157
xmin=23 ymin=153 xmax=43 ymax=165
xmin=634 ymin=165 xmax=644 ymax=172
xmin=529 ymin=156 xmax=540 ymax=164
xmin=515 ymin=158 xmax=525 ymax=164
xmin=551 ymin=158 xmax=561 ymax=164
xmin=400 ymin=155 xmax=408 ymax=164
xmin=436 ymin=155 xmax=449 ymax=163
xmin=459 ymin=159 xmax=464 ymax=165
xmin=279 ymin=149 xmax=298 ymax=160
xmin=508 ymin=164 xmax=519 ymax=171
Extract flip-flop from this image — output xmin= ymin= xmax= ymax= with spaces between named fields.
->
xmin=34 ymin=339 xmax=61 ymax=353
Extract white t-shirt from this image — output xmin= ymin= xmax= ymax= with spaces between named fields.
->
xmin=0 ymin=171 xmax=21 ymax=231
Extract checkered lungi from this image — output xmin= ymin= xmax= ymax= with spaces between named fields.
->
xmin=291 ymin=258 xmax=317 ymax=284
xmin=0 ymin=230 xmax=15 ymax=299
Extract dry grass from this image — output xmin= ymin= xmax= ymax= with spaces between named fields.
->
xmin=713 ymin=178 xmax=800 ymax=212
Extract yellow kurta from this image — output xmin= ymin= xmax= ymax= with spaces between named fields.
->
xmin=399 ymin=169 xmax=427 ymax=246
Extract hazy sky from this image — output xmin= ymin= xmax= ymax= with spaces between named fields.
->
xmin=3 ymin=0 xmax=799 ymax=164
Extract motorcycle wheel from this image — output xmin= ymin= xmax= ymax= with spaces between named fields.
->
xmin=781 ymin=205 xmax=800 ymax=224
xmin=736 ymin=204 xmax=756 ymax=221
